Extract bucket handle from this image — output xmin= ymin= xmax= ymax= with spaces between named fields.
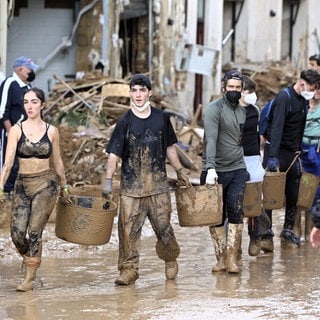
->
xmin=285 ymin=151 xmax=301 ymax=174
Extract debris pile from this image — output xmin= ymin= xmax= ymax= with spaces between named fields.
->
xmin=48 ymin=61 xmax=297 ymax=187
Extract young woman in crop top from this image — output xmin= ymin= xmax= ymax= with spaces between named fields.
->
xmin=0 ymin=87 xmax=68 ymax=292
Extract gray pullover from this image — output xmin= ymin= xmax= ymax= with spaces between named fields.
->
xmin=203 ymin=95 xmax=246 ymax=172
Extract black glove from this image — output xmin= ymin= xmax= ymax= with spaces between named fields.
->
xmin=176 ymin=168 xmax=191 ymax=187
xmin=102 ymin=178 xmax=113 ymax=200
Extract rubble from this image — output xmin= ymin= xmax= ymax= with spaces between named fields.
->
xmin=47 ymin=61 xmax=297 ymax=188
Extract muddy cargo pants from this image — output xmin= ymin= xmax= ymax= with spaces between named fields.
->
xmin=11 ymin=170 xmax=58 ymax=258
xmin=118 ymin=192 xmax=180 ymax=272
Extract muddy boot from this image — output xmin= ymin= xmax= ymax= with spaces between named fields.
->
xmin=292 ymin=207 xmax=302 ymax=239
xmin=115 ymin=269 xmax=139 ymax=286
xmin=248 ymin=236 xmax=261 ymax=256
xmin=261 ymin=230 xmax=274 ymax=253
xmin=16 ymin=256 xmax=41 ymax=292
xmin=305 ymin=210 xmax=314 ymax=241
xmin=226 ymin=224 xmax=243 ymax=274
xmin=280 ymin=229 xmax=300 ymax=249
xmin=165 ymin=260 xmax=178 ymax=280
xmin=209 ymin=226 xmax=226 ymax=272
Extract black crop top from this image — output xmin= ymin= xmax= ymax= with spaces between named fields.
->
xmin=16 ymin=123 xmax=52 ymax=159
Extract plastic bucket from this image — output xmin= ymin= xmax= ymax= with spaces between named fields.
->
xmin=55 ymin=195 xmax=117 ymax=245
xmin=49 ymin=182 xmax=120 ymax=223
xmin=243 ymin=181 xmax=262 ymax=217
xmin=174 ymin=184 xmax=223 ymax=227
xmin=262 ymin=171 xmax=286 ymax=210
xmin=297 ymin=171 xmax=319 ymax=209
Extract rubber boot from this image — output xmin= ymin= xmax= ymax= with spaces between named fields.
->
xmin=209 ymin=226 xmax=226 ymax=272
xmin=16 ymin=256 xmax=41 ymax=292
xmin=304 ymin=210 xmax=314 ymax=242
xmin=292 ymin=207 xmax=302 ymax=239
xmin=226 ymin=224 xmax=243 ymax=274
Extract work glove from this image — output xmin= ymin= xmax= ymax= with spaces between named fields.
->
xmin=0 ymin=188 xmax=5 ymax=204
xmin=176 ymin=168 xmax=191 ymax=187
xmin=60 ymin=185 xmax=70 ymax=200
xmin=102 ymin=178 xmax=113 ymax=200
xmin=267 ymin=157 xmax=279 ymax=172
xmin=206 ymin=168 xmax=218 ymax=184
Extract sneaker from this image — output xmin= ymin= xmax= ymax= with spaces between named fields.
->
xmin=165 ymin=260 xmax=178 ymax=280
xmin=280 ymin=229 xmax=300 ymax=249
xmin=115 ymin=269 xmax=139 ymax=286
xmin=248 ymin=236 xmax=261 ymax=256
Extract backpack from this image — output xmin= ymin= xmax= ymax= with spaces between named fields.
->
xmin=258 ymin=88 xmax=290 ymax=136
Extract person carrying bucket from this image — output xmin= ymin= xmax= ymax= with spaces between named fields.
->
xmin=0 ymin=87 xmax=69 ymax=292
xmin=239 ymin=75 xmax=270 ymax=257
xmin=260 ymin=69 xmax=320 ymax=250
xmin=201 ymin=69 xmax=249 ymax=274
xmin=102 ymin=74 xmax=191 ymax=286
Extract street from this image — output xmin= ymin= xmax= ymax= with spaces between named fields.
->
xmin=0 ymin=194 xmax=320 ymax=320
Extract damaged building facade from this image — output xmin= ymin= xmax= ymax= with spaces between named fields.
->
xmin=1 ymin=0 xmax=320 ymax=119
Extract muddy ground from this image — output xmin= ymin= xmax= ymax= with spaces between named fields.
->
xmin=1 ymin=194 xmax=320 ymax=320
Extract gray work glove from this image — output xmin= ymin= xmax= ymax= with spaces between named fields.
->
xmin=102 ymin=178 xmax=113 ymax=200
xmin=176 ymin=168 xmax=191 ymax=187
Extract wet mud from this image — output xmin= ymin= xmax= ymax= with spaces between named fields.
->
xmin=1 ymin=193 xmax=320 ymax=320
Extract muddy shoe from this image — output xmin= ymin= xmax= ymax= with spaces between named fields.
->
xmin=261 ymin=235 xmax=274 ymax=253
xmin=165 ymin=260 xmax=178 ymax=280
xmin=248 ymin=236 xmax=261 ymax=256
xmin=280 ymin=229 xmax=300 ymax=249
xmin=115 ymin=269 xmax=139 ymax=286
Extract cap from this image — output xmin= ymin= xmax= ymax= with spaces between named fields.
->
xmin=129 ymin=74 xmax=152 ymax=90
xmin=223 ymin=69 xmax=243 ymax=81
xmin=13 ymin=56 xmax=38 ymax=71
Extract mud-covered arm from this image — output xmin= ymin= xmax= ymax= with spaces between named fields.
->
xmin=105 ymin=153 xmax=119 ymax=179
xmin=50 ymin=126 xmax=67 ymax=187
xmin=166 ymin=144 xmax=183 ymax=171
xmin=0 ymin=125 xmax=19 ymax=190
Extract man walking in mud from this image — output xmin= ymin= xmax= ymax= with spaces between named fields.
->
xmin=102 ymin=74 xmax=191 ymax=285
xmin=201 ymin=69 xmax=249 ymax=274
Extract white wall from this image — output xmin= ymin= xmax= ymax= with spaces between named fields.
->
xmin=6 ymin=0 xmax=77 ymax=94
xmin=235 ymin=0 xmax=283 ymax=62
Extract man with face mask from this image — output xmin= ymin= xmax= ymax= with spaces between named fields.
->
xmin=0 ymin=56 xmax=38 ymax=194
xmin=261 ymin=69 xmax=320 ymax=251
xmin=200 ymin=69 xmax=249 ymax=274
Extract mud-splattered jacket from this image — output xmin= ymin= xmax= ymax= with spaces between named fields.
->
xmin=202 ymin=95 xmax=246 ymax=172
xmin=106 ymin=107 xmax=177 ymax=197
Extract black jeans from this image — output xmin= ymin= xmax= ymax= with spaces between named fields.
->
xmin=262 ymin=144 xmax=302 ymax=230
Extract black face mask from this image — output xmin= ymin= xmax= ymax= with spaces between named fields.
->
xmin=226 ymin=91 xmax=241 ymax=105
xmin=27 ymin=70 xmax=36 ymax=82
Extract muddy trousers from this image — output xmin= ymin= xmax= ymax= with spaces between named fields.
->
xmin=11 ymin=170 xmax=58 ymax=258
xmin=118 ymin=193 xmax=180 ymax=272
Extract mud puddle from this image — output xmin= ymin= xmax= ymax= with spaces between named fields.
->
xmin=1 ymin=196 xmax=320 ymax=320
